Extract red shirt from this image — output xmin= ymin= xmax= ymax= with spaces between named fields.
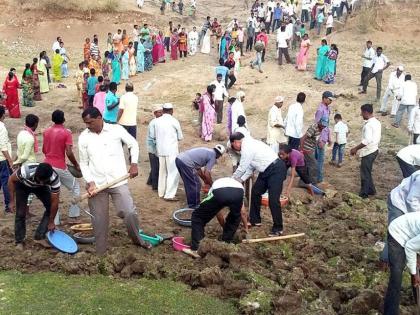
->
xmin=256 ymin=33 xmax=268 ymax=47
xmin=42 ymin=124 xmax=73 ymax=170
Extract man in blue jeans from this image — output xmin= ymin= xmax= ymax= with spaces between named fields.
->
xmin=0 ymin=106 xmax=13 ymax=213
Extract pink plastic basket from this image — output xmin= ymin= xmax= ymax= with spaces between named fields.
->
xmin=172 ymin=236 xmax=191 ymax=251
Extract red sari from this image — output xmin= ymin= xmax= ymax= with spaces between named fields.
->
xmin=152 ymin=35 xmax=166 ymax=64
xmin=170 ymin=34 xmax=179 ymax=60
xmin=2 ymin=76 xmax=21 ymax=118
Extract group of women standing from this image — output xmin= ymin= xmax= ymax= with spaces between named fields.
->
xmin=1 ymin=51 xmax=51 ymax=118
xmin=314 ymin=39 xmax=339 ymax=84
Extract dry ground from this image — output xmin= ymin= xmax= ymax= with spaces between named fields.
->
xmin=0 ymin=1 xmax=419 ymax=314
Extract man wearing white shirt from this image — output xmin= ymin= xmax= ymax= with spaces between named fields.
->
xmin=332 ymin=0 xmax=341 ymax=17
xmin=211 ymin=74 xmax=229 ymax=124
xmin=151 ymin=103 xmax=183 ymax=201
xmin=393 ymin=74 xmax=418 ymax=129
xmin=257 ymin=3 xmax=266 ymax=19
xmin=78 ymin=107 xmax=150 ymax=255
xmin=350 ymin=104 xmax=382 ymax=199
xmin=52 ymin=37 xmax=61 ymax=52
xmin=409 ymin=103 xmax=420 ymax=144
xmin=379 ymin=66 xmax=405 ymax=117
xmin=231 ymin=132 xmax=287 ymax=236
xmin=301 ymin=0 xmax=311 ymax=22
xmin=188 ymin=27 xmax=199 ymax=56
xmin=285 ymin=19 xmax=294 ymax=45
xmin=0 ymin=107 xmax=13 ymax=213
xmin=132 ymin=25 xmax=139 ymax=55
xmin=359 ymin=41 xmax=375 ymax=85
xmin=230 ymin=91 xmax=247 ymax=134
xmin=277 ymin=25 xmax=291 ymax=65
xmin=267 ymin=96 xmax=287 ymax=153
xmin=325 ymin=12 xmax=334 ymax=35
xmin=285 ymin=92 xmax=306 ymax=150
xmin=396 ymin=145 xmax=420 ymax=178
xmin=117 ymin=82 xmax=139 ymax=139
xmin=360 ymin=46 xmax=391 ymax=100
xmin=247 ymin=12 xmax=258 ymax=29
xmin=384 ymin=211 xmax=420 ymax=315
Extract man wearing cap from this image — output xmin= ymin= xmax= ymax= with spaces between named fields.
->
xmin=146 ymin=105 xmax=163 ymax=191
xmin=151 ymin=103 xmax=183 ymax=201
xmin=314 ymin=91 xmax=334 ymax=183
xmin=285 ymin=92 xmax=306 ymax=150
xmin=299 ymin=118 xmax=329 ymax=184
xmin=350 ymin=104 xmax=382 ymax=199
xmin=228 ymin=91 xmax=246 ymax=135
xmin=211 ymin=73 xmax=229 ymax=124
xmin=231 ymin=132 xmax=287 ymax=236
xmin=360 ymin=46 xmax=391 ymax=100
xmin=267 ymin=96 xmax=287 ymax=153
xmin=175 ymin=145 xmax=225 ymax=209
xmin=379 ymin=66 xmax=405 ymax=117
xmin=42 ymin=110 xmax=81 ymax=225
xmin=78 ymin=107 xmax=150 ymax=254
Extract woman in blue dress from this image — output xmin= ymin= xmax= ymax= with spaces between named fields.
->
xmin=121 ymin=48 xmax=129 ymax=80
xmin=143 ymin=38 xmax=153 ymax=71
xmin=136 ymin=39 xmax=145 ymax=73
xmin=111 ymin=50 xmax=121 ymax=84
xmin=314 ymin=39 xmax=330 ymax=80
xmin=323 ymin=44 xmax=338 ymax=84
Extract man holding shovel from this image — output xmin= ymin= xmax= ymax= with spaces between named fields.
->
xmin=78 ymin=107 xmax=150 ymax=255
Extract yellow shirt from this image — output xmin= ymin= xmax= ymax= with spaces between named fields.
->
xmin=118 ymin=92 xmax=139 ymax=126
xmin=15 ymin=130 xmax=36 ymax=165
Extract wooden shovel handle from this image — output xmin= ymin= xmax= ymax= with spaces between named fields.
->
xmin=76 ymin=174 xmax=130 ymax=203
xmin=242 ymin=233 xmax=305 ymax=244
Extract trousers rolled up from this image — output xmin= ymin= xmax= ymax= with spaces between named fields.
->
xmin=53 ymin=167 xmax=81 ymax=225
xmin=175 ymin=158 xmax=201 ymax=209
xmin=191 ymin=187 xmax=243 ymax=250
xmin=147 ymin=153 xmax=160 ymax=190
xmin=158 ymin=155 xmax=179 ymax=199
xmin=249 ymin=160 xmax=285 ymax=232
xmin=362 ymin=71 xmax=383 ymax=100
xmin=215 ymin=100 xmax=224 ymax=123
xmin=380 ymin=88 xmax=400 ymax=115
xmin=15 ymin=182 xmax=51 ymax=244
xmin=88 ymin=184 xmax=144 ymax=255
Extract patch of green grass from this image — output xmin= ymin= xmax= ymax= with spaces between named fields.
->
xmin=233 ymin=270 xmax=279 ymax=290
xmin=0 ymin=271 xmax=237 ymax=315
xmin=239 ymin=289 xmax=273 ymax=314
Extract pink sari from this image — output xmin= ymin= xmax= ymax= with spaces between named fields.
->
xmin=296 ymin=39 xmax=311 ymax=71
xmin=201 ymin=94 xmax=216 ymax=141
xmin=170 ymin=34 xmax=179 ymax=60
xmin=152 ymin=35 xmax=165 ymax=64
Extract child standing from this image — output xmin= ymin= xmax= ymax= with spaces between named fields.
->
xmin=409 ymin=99 xmax=420 ymax=144
xmin=331 ymin=113 xmax=349 ymax=167
xmin=86 ymin=68 xmax=98 ymax=107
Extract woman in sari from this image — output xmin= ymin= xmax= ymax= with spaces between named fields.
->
xmin=143 ymin=38 xmax=153 ymax=71
xmin=314 ymin=39 xmax=330 ymax=80
xmin=102 ymin=51 xmax=111 ymax=80
xmin=2 ymin=71 xmax=20 ymax=118
xmin=170 ymin=30 xmax=179 ymax=61
xmin=136 ymin=40 xmax=145 ymax=73
xmin=121 ymin=48 xmax=130 ymax=80
xmin=157 ymin=31 xmax=166 ymax=62
xmin=83 ymin=38 xmax=91 ymax=61
xmin=128 ymin=42 xmax=137 ymax=76
xmin=151 ymin=35 xmax=159 ymax=64
xmin=30 ymin=58 xmax=42 ymax=101
xmin=21 ymin=64 xmax=34 ymax=108
xmin=82 ymin=72 xmax=89 ymax=110
xmin=122 ymin=29 xmax=129 ymax=48
xmin=296 ymin=33 xmax=311 ymax=71
xmin=38 ymin=51 xmax=50 ymax=93
xmin=88 ymin=55 xmax=102 ymax=76
xmin=111 ymin=50 xmax=121 ymax=84
xmin=323 ymin=44 xmax=339 ymax=84
xmin=52 ymin=49 xmax=64 ymax=82
xmin=201 ymin=85 xmax=216 ymax=142
xmin=200 ymin=29 xmax=211 ymax=54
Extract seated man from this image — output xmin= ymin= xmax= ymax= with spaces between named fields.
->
xmin=8 ymin=163 xmax=60 ymax=249
xmin=278 ymin=144 xmax=314 ymax=196
xmin=189 ymin=177 xmax=244 ymax=256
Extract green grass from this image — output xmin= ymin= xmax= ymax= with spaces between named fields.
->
xmin=0 ymin=271 xmax=237 ymax=315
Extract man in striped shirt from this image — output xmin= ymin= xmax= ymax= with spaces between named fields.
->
xmin=8 ymin=163 xmax=60 ymax=249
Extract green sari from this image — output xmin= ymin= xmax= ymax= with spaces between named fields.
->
xmin=22 ymin=69 xmax=34 ymax=107
xmin=314 ymin=44 xmax=330 ymax=80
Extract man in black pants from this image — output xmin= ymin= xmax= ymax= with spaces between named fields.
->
xmin=350 ymin=104 xmax=382 ymax=198
xmin=231 ymin=132 xmax=287 ymax=236
xmin=8 ymin=163 xmax=60 ymax=249
xmin=190 ymin=177 xmax=244 ymax=254
xmin=224 ymin=52 xmax=236 ymax=89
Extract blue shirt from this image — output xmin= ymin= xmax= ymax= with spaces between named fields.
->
xmin=103 ymin=91 xmax=119 ymax=123
xmin=273 ymin=7 xmax=282 ymax=19
xmin=87 ymin=76 xmax=98 ymax=96
xmin=215 ymin=65 xmax=229 ymax=81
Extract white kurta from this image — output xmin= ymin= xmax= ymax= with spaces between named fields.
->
xmin=231 ymin=100 xmax=246 ymax=132
xmin=266 ymin=105 xmax=287 ymax=152
xmin=188 ymin=31 xmax=199 ymax=55
xmin=201 ymin=29 xmax=211 ymax=54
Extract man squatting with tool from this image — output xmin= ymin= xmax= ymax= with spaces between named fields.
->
xmin=78 ymin=107 xmax=151 ymax=255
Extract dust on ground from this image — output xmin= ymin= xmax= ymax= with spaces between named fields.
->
xmin=0 ymin=1 xmax=418 ymax=314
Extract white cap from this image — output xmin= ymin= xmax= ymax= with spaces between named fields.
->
xmin=214 ymin=144 xmax=226 ymax=155
xmin=274 ymin=96 xmax=284 ymax=103
xmin=236 ymin=91 xmax=245 ymax=98
xmin=397 ymin=65 xmax=404 ymax=71
xmin=162 ymin=103 xmax=173 ymax=109
xmin=153 ymin=104 xmax=163 ymax=112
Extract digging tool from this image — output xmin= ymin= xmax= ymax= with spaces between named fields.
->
xmin=182 ymin=248 xmax=201 ymax=259
xmin=242 ymin=233 xmax=305 ymax=244
xmin=74 ymin=174 xmax=130 ymax=204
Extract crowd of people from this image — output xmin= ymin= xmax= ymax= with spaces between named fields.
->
xmin=0 ymin=1 xmax=419 ymax=314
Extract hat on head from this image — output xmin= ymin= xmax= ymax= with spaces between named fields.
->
xmin=397 ymin=65 xmax=404 ymax=71
xmin=319 ymin=117 xmax=329 ymax=127
xmin=214 ymin=144 xmax=226 ymax=155
xmin=236 ymin=91 xmax=245 ymax=98
xmin=274 ymin=96 xmax=284 ymax=103
xmin=322 ymin=91 xmax=335 ymax=100
xmin=153 ymin=104 xmax=163 ymax=112
xmin=162 ymin=103 xmax=173 ymax=109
